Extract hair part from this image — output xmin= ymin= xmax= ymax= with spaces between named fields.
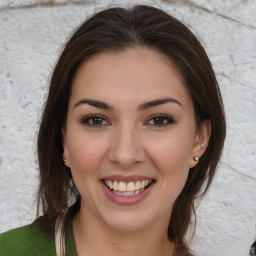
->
xmin=37 ymin=5 xmax=226 ymax=255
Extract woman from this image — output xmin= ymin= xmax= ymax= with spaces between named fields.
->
xmin=0 ymin=5 xmax=226 ymax=256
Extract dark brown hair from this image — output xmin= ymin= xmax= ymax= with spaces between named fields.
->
xmin=37 ymin=5 xmax=226 ymax=255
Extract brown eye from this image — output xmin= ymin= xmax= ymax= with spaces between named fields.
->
xmin=146 ymin=115 xmax=174 ymax=127
xmin=91 ymin=117 xmax=104 ymax=125
xmin=82 ymin=115 xmax=110 ymax=127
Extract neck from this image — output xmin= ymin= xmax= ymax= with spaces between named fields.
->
xmin=72 ymin=206 xmax=174 ymax=256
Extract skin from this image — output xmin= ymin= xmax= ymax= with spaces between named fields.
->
xmin=62 ymin=48 xmax=211 ymax=256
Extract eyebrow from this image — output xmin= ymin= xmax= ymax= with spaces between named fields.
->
xmin=73 ymin=99 xmax=114 ymax=110
xmin=138 ymin=98 xmax=183 ymax=110
xmin=73 ymin=97 xmax=182 ymax=110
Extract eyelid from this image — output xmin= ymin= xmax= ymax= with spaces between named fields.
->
xmin=144 ymin=114 xmax=175 ymax=126
xmin=81 ymin=114 xmax=111 ymax=127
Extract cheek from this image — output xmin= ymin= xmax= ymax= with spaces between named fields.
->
xmin=66 ymin=135 xmax=108 ymax=200
xmin=158 ymin=148 xmax=190 ymax=192
xmin=150 ymin=133 xmax=194 ymax=172
xmin=66 ymin=133 xmax=107 ymax=177
xmin=148 ymin=134 xmax=193 ymax=197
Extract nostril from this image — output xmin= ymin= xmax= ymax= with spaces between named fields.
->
xmin=107 ymin=129 xmax=145 ymax=165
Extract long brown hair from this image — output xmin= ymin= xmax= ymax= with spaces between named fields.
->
xmin=37 ymin=5 xmax=226 ymax=255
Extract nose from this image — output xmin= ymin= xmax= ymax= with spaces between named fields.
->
xmin=107 ymin=124 xmax=145 ymax=168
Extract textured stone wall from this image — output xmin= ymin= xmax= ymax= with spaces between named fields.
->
xmin=0 ymin=0 xmax=255 ymax=255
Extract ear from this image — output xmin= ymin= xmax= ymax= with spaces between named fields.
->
xmin=62 ymin=128 xmax=70 ymax=167
xmin=189 ymin=119 xmax=211 ymax=168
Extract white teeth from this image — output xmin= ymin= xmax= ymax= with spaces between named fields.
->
xmin=113 ymin=191 xmax=136 ymax=196
xmin=135 ymin=181 xmax=141 ymax=190
xmin=119 ymin=182 xmax=126 ymax=192
xmin=112 ymin=189 xmax=145 ymax=196
xmin=113 ymin=181 xmax=118 ymax=191
xmin=109 ymin=180 xmax=113 ymax=189
xmin=104 ymin=179 xmax=152 ymax=194
xmin=127 ymin=182 xmax=136 ymax=192
xmin=140 ymin=180 xmax=145 ymax=189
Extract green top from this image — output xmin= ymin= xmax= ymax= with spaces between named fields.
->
xmin=0 ymin=214 xmax=77 ymax=256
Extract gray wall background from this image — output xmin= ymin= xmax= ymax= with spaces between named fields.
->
xmin=0 ymin=0 xmax=256 ymax=255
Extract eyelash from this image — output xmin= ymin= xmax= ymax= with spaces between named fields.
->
xmin=81 ymin=114 xmax=175 ymax=128
xmin=81 ymin=114 xmax=110 ymax=127
xmin=145 ymin=114 xmax=175 ymax=127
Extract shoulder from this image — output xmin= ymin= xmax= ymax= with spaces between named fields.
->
xmin=0 ymin=217 xmax=56 ymax=256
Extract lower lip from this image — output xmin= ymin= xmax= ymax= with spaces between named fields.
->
xmin=101 ymin=181 xmax=155 ymax=206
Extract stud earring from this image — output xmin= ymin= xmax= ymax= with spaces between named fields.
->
xmin=193 ymin=156 xmax=199 ymax=161
xmin=62 ymin=155 xmax=67 ymax=163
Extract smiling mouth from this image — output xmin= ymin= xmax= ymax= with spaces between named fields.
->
xmin=103 ymin=179 xmax=154 ymax=196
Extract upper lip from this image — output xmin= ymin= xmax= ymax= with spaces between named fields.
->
xmin=101 ymin=175 xmax=155 ymax=183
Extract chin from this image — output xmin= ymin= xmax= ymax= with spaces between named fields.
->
xmin=99 ymin=209 xmax=160 ymax=234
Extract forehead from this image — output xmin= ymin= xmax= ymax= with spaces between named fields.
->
xmin=70 ymin=47 xmax=192 ymax=109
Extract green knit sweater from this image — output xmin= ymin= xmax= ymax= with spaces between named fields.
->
xmin=0 ymin=215 xmax=77 ymax=256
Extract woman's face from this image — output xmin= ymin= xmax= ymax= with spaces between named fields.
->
xmin=63 ymin=48 xmax=210 ymax=232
